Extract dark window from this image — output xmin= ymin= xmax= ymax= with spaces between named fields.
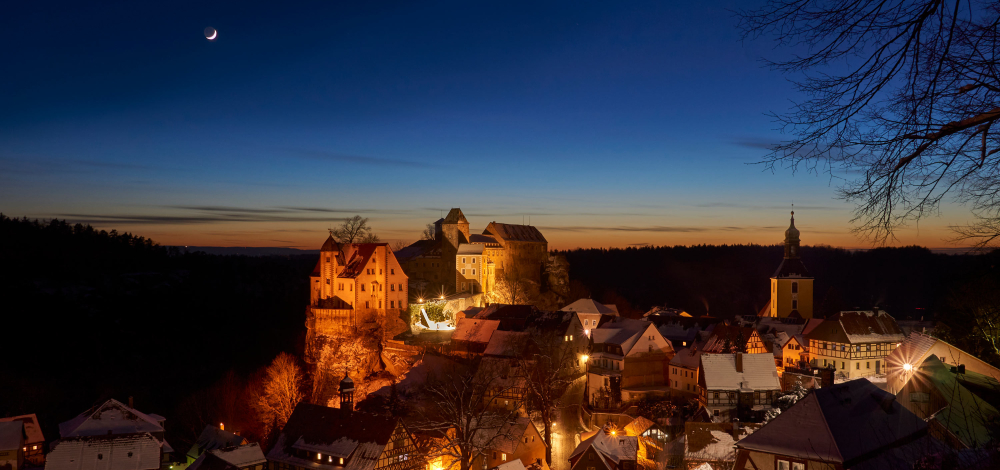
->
xmin=791 ymin=282 xmax=798 ymax=293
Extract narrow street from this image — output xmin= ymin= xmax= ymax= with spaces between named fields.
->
xmin=548 ymin=376 xmax=587 ymax=470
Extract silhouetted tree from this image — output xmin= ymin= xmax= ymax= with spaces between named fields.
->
xmin=740 ymin=1 xmax=1000 ymax=246
xmin=332 ymin=215 xmax=380 ymax=243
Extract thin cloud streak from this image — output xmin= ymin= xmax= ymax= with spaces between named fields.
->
xmin=289 ymin=149 xmax=440 ymax=169
xmin=539 ymin=225 xmax=785 ymax=233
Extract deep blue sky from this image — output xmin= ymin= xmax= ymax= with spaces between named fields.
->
xmin=0 ymin=0 xmax=963 ymax=248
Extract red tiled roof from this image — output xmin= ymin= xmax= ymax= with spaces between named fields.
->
xmin=336 ymin=244 xmax=387 ymax=279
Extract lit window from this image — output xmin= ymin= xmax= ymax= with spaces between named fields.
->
xmin=502 ymin=454 xmax=507 ymax=462
xmin=31 ymin=446 xmax=36 ymax=451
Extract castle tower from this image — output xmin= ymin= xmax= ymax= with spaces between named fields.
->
xmin=319 ymin=234 xmax=340 ymax=300
xmin=438 ymin=208 xmax=470 ymax=292
xmin=768 ymin=212 xmax=814 ymax=318
xmin=339 ymin=373 xmax=354 ymax=411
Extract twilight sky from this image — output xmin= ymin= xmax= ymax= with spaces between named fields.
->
xmin=0 ymin=0 xmax=971 ymax=250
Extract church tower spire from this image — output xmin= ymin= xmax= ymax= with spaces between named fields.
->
xmin=784 ymin=211 xmax=800 ymax=259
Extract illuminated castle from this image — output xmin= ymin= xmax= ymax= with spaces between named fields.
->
xmin=306 ymin=235 xmax=409 ymax=343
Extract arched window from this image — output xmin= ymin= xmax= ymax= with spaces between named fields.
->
xmin=791 ymin=282 xmax=798 ymax=293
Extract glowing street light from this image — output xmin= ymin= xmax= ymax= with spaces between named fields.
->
xmin=581 ymin=355 xmax=589 ymax=363
xmin=418 ymin=298 xmax=424 ymax=303
xmin=902 ymin=363 xmax=912 ymax=371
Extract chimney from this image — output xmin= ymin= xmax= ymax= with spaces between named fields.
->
xmin=958 ymin=364 xmax=966 ymax=374
xmin=732 ymin=419 xmax=741 ymax=440
xmin=873 ymin=306 xmax=879 ymax=314
xmin=735 ymin=352 xmax=743 ymax=373
xmin=879 ymin=393 xmax=896 ymax=413
xmin=128 ymin=396 xmax=134 ymax=408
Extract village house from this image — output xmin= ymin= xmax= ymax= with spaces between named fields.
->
xmin=886 ymin=333 xmax=1000 ymax=449
xmin=471 ymin=418 xmax=547 ymax=470
xmin=0 ymin=414 xmax=44 ymax=467
xmin=568 ymin=424 xmax=638 ymax=470
xmin=0 ymin=421 xmax=24 ymax=470
xmin=759 ymin=212 xmax=814 ymax=319
xmin=189 ymin=445 xmax=267 ymax=470
xmin=698 ymin=353 xmax=781 ymax=422
xmin=734 ymin=379 xmax=949 ymax=470
xmin=586 ymin=318 xmax=675 ymax=407
xmin=885 ymin=331 xmax=1000 ymax=393
xmin=668 ymin=347 xmax=702 ymax=397
xmin=187 ymin=425 xmax=249 ymax=465
xmin=266 ymin=379 xmax=419 ymax=470
xmin=805 ymin=309 xmax=904 ymax=379
xmin=307 ymin=237 xmax=409 ymax=352
xmin=562 ymin=299 xmax=618 ymax=336
xmin=701 ymin=325 xmax=763 ymax=354
xmin=621 ymin=417 xmax=667 ymax=467
xmin=47 ymin=398 xmax=177 ymax=470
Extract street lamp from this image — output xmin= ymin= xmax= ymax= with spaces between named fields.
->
xmin=902 ymin=363 xmax=912 ymax=371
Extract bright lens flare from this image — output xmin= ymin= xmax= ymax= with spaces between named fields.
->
xmin=902 ymin=363 xmax=912 ymax=371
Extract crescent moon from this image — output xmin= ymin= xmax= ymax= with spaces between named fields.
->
xmin=207 ymin=30 xmax=217 ymax=40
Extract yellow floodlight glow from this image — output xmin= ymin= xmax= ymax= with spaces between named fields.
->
xmin=581 ymin=355 xmax=589 ymax=362
xmin=902 ymin=363 xmax=912 ymax=371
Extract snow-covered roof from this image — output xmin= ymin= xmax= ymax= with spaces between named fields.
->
xmin=453 ymin=318 xmax=500 ymax=344
xmin=0 ymin=414 xmax=43 ymax=445
xmin=492 ymin=460 xmax=526 ymax=470
xmin=210 ymin=443 xmax=267 ymax=467
xmin=670 ymin=347 xmax=703 ymax=370
xmin=59 ymin=399 xmax=165 ymax=439
xmin=0 ymin=422 xmax=22 ymax=450
xmin=46 ymin=433 xmax=162 ymax=470
xmin=700 ymin=353 xmax=780 ymax=392
xmin=807 ymin=310 xmax=904 ymax=344
xmin=561 ymin=299 xmax=616 ymax=315
xmin=684 ymin=422 xmax=757 ymax=463
xmin=471 ymin=417 xmax=535 ymax=454
xmin=267 ymin=403 xmax=399 ymax=470
xmin=623 ymin=417 xmax=655 ymax=437
xmin=188 ymin=426 xmax=247 ymax=459
xmin=569 ymin=425 xmax=638 ymax=465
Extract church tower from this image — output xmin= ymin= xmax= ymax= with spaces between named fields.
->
xmin=767 ymin=211 xmax=813 ymax=318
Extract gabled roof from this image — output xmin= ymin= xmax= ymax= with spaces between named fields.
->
xmin=700 ymin=353 xmax=780 ymax=391
xmin=669 ymin=347 xmax=703 ymax=370
xmin=807 ymin=310 xmax=904 ymax=344
xmin=46 ymin=432 xmax=162 ymax=470
xmin=915 ymin=356 xmax=1000 ymax=448
xmin=561 ymin=299 xmax=617 ymax=315
xmin=188 ymin=426 xmax=247 ymax=459
xmin=0 ymin=421 xmax=23 ymax=450
xmin=592 ymin=319 xmax=658 ymax=356
xmin=569 ymin=425 xmax=638 ymax=465
xmin=737 ymin=379 xmax=930 ymax=465
xmin=394 ymin=239 xmax=439 ymax=261
xmin=336 ymin=244 xmax=387 ymax=279
xmin=453 ymin=318 xmax=500 ymax=344
xmin=622 ymin=417 xmax=656 ymax=437
xmin=0 ymin=414 xmax=43 ymax=444
xmin=59 ymin=399 xmax=165 ymax=439
xmin=266 ymin=403 xmax=398 ymax=470
xmin=320 ymin=235 xmax=340 ymax=252
xmin=485 ymin=222 xmax=547 ymax=243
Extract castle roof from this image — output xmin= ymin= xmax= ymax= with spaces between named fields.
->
xmin=485 ymin=222 xmax=547 ymax=243
xmin=321 ymin=235 xmax=340 ymax=252
xmin=442 ymin=208 xmax=469 ymax=224
xmin=336 ymin=243 xmax=389 ymax=279
xmin=469 ymin=234 xmax=501 ymax=245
